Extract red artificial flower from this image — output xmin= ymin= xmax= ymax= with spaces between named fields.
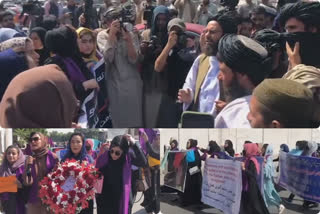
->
xmin=68 ymin=198 xmax=73 ymax=204
xmin=61 ymin=194 xmax=68 ymax=202
xmin=62 ymin=170 xmax=69 ymax=177
xmin=77 ymin=181 xmax=83 ymax=189
xmin=69 ymin=190 xmax=76 ymax=198
xmin=77 ymin=192 xmax=84 ymax=199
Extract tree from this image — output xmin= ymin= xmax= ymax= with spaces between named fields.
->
xmin=74 ymin=128 xmax=107 ymax=142
xmin=13 ymin=129 xmax=48 ymax=147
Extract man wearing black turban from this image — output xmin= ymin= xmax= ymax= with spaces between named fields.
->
xmin=214 ymin=34 xmax=271 ymax=128
xmin=279 ymin=1 xmax=320 ymax=33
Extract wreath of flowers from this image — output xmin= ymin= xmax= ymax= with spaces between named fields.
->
xmin=39 ymin=159 xmax=100 ymax=214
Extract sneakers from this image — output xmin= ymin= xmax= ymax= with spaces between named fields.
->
xmin=279 ymin=204 xmax=286 ymax=214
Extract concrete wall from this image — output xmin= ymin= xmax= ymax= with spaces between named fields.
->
xmin=0 ymin=129 xmax=13 ymax=154
xmin=160 ymin=129 xmax=320 ymax=157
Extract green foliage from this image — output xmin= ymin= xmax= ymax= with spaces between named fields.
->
xmin=48 ymin=131 xmax=73 ymax=143
xmin=13 ymin=129 xmax=48 ymax=146
xmin=74 ymin=128 xmax=107 ymax=142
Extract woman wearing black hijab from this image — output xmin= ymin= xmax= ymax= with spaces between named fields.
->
xmin=180 ymin=139 xmax=202 ymax=206
xmin=224 ymin=140 xmax=235 ymax=157
xmin=95 ymin=135 xmax=147 ymax=214
xmin=44 ymin=25 xmax=99 ymax=118
xmin=30 ymin=27 xmax=50 ymax=66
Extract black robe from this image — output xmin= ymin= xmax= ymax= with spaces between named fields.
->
xmin=240 ymin=160 xmax=270 ymax=214
xmin=180 ymin=149 xmax=202 ymax=205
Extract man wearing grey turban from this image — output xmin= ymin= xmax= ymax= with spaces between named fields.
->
xmin=215 ymin=34 xmax=271 ymax=128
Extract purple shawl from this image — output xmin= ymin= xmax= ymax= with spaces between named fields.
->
xmin=139 ymin=129 xmax=157 ymax=154
xmin=56 ymin=56 xmax=86 ymax=84
xmin=96 ymin=150 xmax=131 ymax=214
xmin=27 ymin=151 xmax=57 ymax=204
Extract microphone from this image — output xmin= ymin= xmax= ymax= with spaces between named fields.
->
xmin=26 ymin=154 xmax=34 ymax=178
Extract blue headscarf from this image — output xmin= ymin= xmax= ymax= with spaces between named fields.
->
xmin=280 ymin=144 xmax=289 ymax=153
xmin=61 ymin=133 xmax=93 ymax=163
xmin=151 ymin=6 xmax=169 ymax=37
xmin=0 ymin=28 xmax=24 ymax=43
xmin=0 ymin=49 xmax=28 ymax=100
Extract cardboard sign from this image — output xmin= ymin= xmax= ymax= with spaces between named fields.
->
xmin=0 ymin=176 xmax=18 ymax=193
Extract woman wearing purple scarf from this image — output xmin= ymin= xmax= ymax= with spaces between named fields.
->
xmin=44 ymin=25 xmax=99 ymax=107
xmin=96 ymin=134 xmax=147 ymax=214
xmin=0 ymin=145 xmax=26 ymax=214
xmin=23 ymin=132 xmax=58 ymax=214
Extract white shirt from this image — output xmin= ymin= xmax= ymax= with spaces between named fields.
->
xmin=182 ymin=55 xmax=220 ymax=116
xmin=214 ymin=95 xmax=251 ymax=128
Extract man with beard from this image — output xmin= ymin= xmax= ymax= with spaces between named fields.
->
xmin=214 ymin=34 xmax=271 ymax=128
xmin=178 ymin=12 xmax=238 ymax=117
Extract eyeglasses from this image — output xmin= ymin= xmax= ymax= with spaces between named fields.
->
xmin=110 ymin=149 xmax=121 ymax=157
xmin=30 ymin=137 xmax=40 ymax=142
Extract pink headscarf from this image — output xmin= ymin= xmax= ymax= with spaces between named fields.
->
xmin=244 ymin=143 xmax=260 ymax=175
xmin=85 ymin=139 xmax=94 ymax=156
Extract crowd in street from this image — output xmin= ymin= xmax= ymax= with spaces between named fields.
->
xmin=0 ymin=130 xmax=161 ymax=214
xmin=0 ymin=0 xmax=319 ymax=128
xmin=163 ymin=138 xmax=320 ymax=214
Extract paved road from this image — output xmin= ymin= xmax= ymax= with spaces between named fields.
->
xmin=133 ymin=192 xmax=148 ymax=214
xmin=160 ymin=188 xmax=320 ymax=214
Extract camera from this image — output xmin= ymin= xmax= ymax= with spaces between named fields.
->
xmin=104 ymin=4 xmax=135 ymax=32
xmin=21 ymin=0 xmax=44 ymax=17
xmin=176 ymin=32 xmax=188 ymax=49
xmin=282 ymin=32 xmax=320 ymax=68
xmin=143 ymin=5 xmax=154 ymax=28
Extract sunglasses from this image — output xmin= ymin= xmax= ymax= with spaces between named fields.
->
xmin=30 ymin=137 xmax=40 ymax=142
xmin=110 ymin=149 xmax=121 ymax=157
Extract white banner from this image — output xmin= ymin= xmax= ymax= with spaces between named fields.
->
xmin=202 ymin=158 xmax=242 ymax=214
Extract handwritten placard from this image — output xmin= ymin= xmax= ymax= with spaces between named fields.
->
xmin=61 ymin=176 xmax=76 ymax=192
xmin=202 ymin=158 xmax=242 ymax=214
xmin=279 ymin=151 xmax=320 ymax=203
xmin=0 ymin=176 xmax=17 ymax=193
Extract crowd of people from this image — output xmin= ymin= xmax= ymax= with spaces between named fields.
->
xmin=163 ymin=138 xmax=320 ymax=213
xmin=0 ymin=0 xmax=319 ymax=128
xmin=0 ymin=130 xmax=161 ymax=214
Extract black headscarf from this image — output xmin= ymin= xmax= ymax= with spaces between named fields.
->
xmin=217 ymin=34 xmax=271 ymax=86
xmin=30 ymin=27 xmax=50 ymax=65
xmin=45 ymin=25 xmax=79 ymax=57
xmin=224 ymin=140 xmax=235 ymax=157
xmin=208 ymin=141 xmax=221 ymax=154
xmin=30 ymin=27 xmax=47 ymax=47
xmin=45 ymin=25 xmax=92 ymax=81
xmin=101 ymin=135 xmax=129 ymax=210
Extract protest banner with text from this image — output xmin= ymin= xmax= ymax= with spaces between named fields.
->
xmin=279 ymin=151 xmax=320 ymax=203
xmin=202 ymin=158 xmax=242 ymax=214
